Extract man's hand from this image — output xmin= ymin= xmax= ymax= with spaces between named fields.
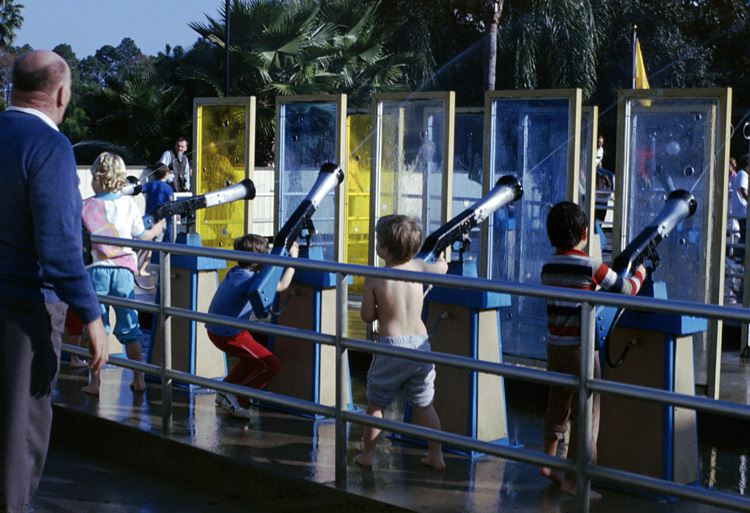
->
xmin=84 ymin=318 xmax=109 ymax=373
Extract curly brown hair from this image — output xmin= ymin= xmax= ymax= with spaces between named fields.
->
xmin=375 ymin=215 xmax=422 ymax=264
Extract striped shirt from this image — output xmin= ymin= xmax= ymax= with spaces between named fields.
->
xmin=541 ymin=248 xmax=644 ymax=346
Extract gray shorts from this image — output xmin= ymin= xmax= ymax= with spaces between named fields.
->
xmin=366 ymin=334 xmax=435 ymax=408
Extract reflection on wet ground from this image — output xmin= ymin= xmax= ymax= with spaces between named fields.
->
xmin=42 ymin=311 xmax=750 ymax=513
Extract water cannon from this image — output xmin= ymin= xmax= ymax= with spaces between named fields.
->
xmin=611 ymin=189 xmax=697 ymax=277
xmin=141 ymin=178 xmax=256 ymax=230
xmin=122 ymin=176 xmax=142 ymax=196
xmin=247 ymin=163 xmax=344 ymax=318
xmin=416 ymin=175 xmax=523 ymax=263
xmin=598 ymin=189 xmax=697 ymax=368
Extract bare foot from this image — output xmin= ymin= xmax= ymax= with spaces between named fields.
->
xmin=138 ymin=270 xmax=150 ymax=277
xmin=130 ymin=377 xmax=146 ymax=392
xmin=354 ymin=454 xmax=373 ymax=468
xmin=69 ymin=357 xmax=88 ymax=369
xmin=560 ymin=478 xmax=601 ymax=500
xmin=539 ymin=467 xmax=564 ymax=484
xmin=421 ymin=455 xmax=446 ymax=471
xmin=81 ymin=384 xmax=100 ymax=396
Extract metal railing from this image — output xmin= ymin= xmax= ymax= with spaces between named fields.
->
xmin=70 ymin=234 xmax=750 ymax=513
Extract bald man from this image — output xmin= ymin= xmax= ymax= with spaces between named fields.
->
xmin=0 ymin=50 xmax=108 ymax=513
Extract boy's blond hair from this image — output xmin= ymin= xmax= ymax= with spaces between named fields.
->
xmin=375 ymin=215 xmax=422 ymax=264
xmin=91 ymin=152 xmax=127 ymax=192
xmin=234 ymin=234 xmax=269 ymax=270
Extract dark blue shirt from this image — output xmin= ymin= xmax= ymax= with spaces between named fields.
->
xmin=0 ymin=109 xmax=101 ymax=322
xmin=142 ymin=180 xmax=173 ymax=216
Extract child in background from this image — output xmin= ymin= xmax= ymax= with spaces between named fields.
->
xmin=82 ymin=152 xmax=164 ymax=395
xmin=137 ymin=163 xmax=173 ymax=276
xmin=354 ymin=215 xmax=448 ymax=471
xmin=65 ymin=307 xmax=88 ymax=369
xmin=539 ymin=201 xmax=645 ymax=499
xmin=205 ymin=234 xmax=298 ymax=418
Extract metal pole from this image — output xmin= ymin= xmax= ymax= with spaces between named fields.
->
xmin=159 ymin=248 xmax=173 ymax=434
xmin=334 ymin=272 xmax=348 ymax=485
xmin=225 ymin=0 xmax=230 ymax=97
xmin=576 ymin=301 xmax=595 ymax=511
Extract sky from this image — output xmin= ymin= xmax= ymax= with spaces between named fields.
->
xmin=13 ymin=0 xmax=227 ymax=59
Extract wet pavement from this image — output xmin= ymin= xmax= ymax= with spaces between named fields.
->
xmin=31 ymin=267 xmax=750 ymax=512
xmin=36 ymin=324 xmax=750 ymax=513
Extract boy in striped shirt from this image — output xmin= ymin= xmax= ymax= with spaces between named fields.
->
xmin=539 ymin=201 xmax=645 ymax=499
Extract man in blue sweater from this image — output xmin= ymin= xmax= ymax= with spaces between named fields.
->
xmin=0 ymin=50 xmax=109 ymax=513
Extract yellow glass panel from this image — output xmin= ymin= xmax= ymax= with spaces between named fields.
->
xmin=345 ymin=114 xmax=372 ymax=293
xmin=195 ymin=103 xmax=248 ymax=279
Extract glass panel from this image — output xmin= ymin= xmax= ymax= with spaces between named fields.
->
xmin=278 ymin=102 xmax=338 ymax=261
xmin=195 ymin=104 xmax=248 ymax=253
xmin=622 ymin=98 xmax=718 ymax=303
xmin=374 ymin=99 xmax=447 ymax=253
xmin=345 ymin=114 xmax=372 ymax=293
xmin=452 ymin=111 xmax=484 ymax=265
xmin=487 ymin=98 xmax=571 ymax=359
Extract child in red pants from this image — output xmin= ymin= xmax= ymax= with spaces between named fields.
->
xmin=205 ymin=234 xmax=298 ymax=418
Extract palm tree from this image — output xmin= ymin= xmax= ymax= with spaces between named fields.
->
xmin=495 ymin=0 xmax=609 ymax=100
xmin=78 ymin=71 xmax=188 ymax=164
xmin=181 ymin=0 xmax=414 ymax=165
xmin=0 ymin=0 xmax=23 ymax=51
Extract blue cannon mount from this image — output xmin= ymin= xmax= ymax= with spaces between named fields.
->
xmin=242 ymin=163 xmax=354 ymax=416
xmin=247 ymin=163 xmax=344 ymax=320
xmin=596 ymin=189 xmax=707 ymax=493
xmin=596 ymin=189 xmax=700 ymax=367
xmin=142 ymin=178 xmax=258 ymax=385
xmin=398 ymin=175 xmax=523 ymax=456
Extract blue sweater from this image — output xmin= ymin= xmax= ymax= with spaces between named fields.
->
xmin=0 ymin=109 xmax=101 ymax=323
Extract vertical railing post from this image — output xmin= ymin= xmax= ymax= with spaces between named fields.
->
xmin=577 ymin=301 xmax=595 ymax=511
xmin=335 ymin=272 xmax=348 ymax=486
xmin=159 ymin=246 xmax=173 ymax=434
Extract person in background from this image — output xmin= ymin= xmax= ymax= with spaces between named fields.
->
xmin=159 ymin=137 xmax=191 ymax=192
xmin=0 ymin=49 xmax=108 ymax=513
xmin=137 ymin=163 xmax=173 ymax=276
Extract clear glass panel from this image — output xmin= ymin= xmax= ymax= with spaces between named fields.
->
xmin=195 ymin=104 xmax=248 ymax=252
xmin=452 ymin=111 xmax=484 ymax=265
xmin=375 ymin=99 xmax=447 ymax=250
xmin=622 ymin=98 xmax=718 ymax=302
xmin=278 ymin=102 xmax=338 ymax=261
xmin=579 ymin=110 xmax=592 ymax=208
xmin=345 ymin=114 xmax=372 ymax=293
xmin=487 ymin=98 xmax=572 ymax=359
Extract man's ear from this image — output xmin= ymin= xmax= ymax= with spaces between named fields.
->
xmin=58 ymin=83 xmax=71 ymax=111
xmin=581 ymin=226 xmax=589 ymax=243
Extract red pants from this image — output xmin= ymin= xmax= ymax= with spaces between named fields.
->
xmin=207 ymin=330 xmax=280 ymax=403
xmin=65 ymin=307 xmax=83 ymax=336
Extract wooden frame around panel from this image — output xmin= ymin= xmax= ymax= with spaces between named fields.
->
xmin=192 ymin=96 xmax=256 ymax=234
xmin=273 ymin=94 xmax=348 ymax=263
xmin=613 ymin=87 xmax=732 ymax=399
xmin=369 ymin=92 xmax=456 ymax=267
xmin=480 ymin=89 xmax=583 ymax=279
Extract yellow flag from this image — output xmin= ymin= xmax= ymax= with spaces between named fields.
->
xmin=635 ymin=38 xmax=649 ymax=90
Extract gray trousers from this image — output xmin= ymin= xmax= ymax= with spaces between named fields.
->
xmin=0 ymin=297 xmax=65 ymax=513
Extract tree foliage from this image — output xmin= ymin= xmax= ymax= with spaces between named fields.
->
xmin=0 ymin=0 xmax=23 ymax=51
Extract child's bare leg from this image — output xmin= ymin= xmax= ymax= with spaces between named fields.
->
xmin=81 ymin=368 xmax=101 ymax=396
xmin=137 ymin=250 xmax=152 ymax=276
xmin=540 ymin=436 xmax=563 ymax=483
xmin=125 ymin=342 xmax=146 ymax=392
xmin=69 ymin=333 xmax=88 ymax=368
xmin=354 ymin=402 xmax=386 ymax=468
xmin=412 ymin=403 xmax=446 ymax=470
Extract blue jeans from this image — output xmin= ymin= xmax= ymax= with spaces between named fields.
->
xmin=88 ymin=267 xmax=143 ymax=345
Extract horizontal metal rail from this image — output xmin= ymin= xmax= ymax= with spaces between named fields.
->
xmin=84 ymin=233 xmax=750 ymax=512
